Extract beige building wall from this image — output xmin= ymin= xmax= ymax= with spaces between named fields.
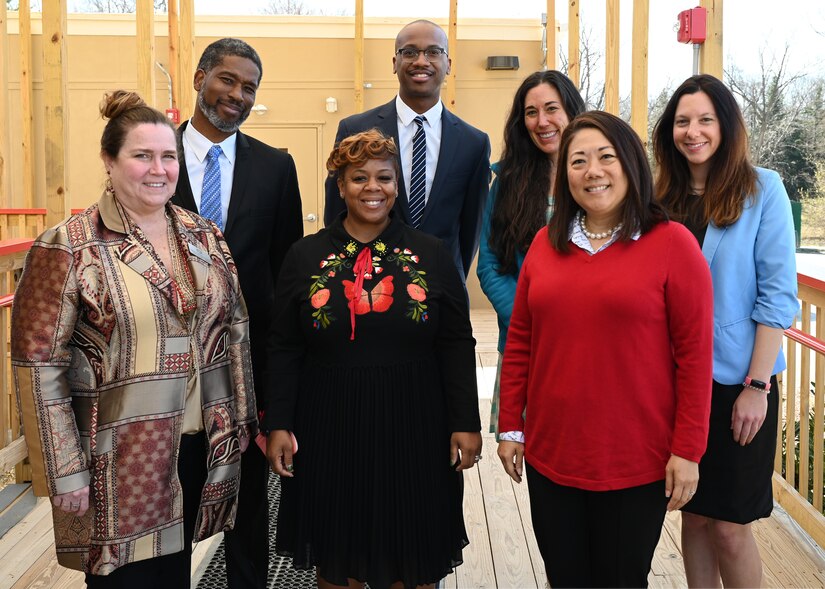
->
xmin=3 ymin=14 xmax=547 ymax=307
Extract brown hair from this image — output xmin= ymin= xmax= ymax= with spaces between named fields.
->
xmin=99 ymin=90 xmax=175 ymax=159
xmin=548 ymin=111 xmax=667 ymax=253
xmin=652 ymin=74 xmax=757 ymax=226
xmin=326 ymin=129 xmax=400 ymax=179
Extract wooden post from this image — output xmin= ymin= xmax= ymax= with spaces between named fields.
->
xmin=546 ymin=0 xmax=556 ymax=70
xmin=605 ymin=0 xmax=620 ymax=115
xmin=567 ymin=1 xmax=580 ymax=88
xmin=445 ymin=0 xmax=457 ymax=110
xmin=178 ymin=0 xmax=195 ymax=121
xmin=136 ymin=0 xmax=156 ymax=106
xmin=699 ymin=0 xmax=723 ymax=79
xmin=0 ymin=2 xmax=10 ymax=208
xmin=42 ymin=0 xmax=69 ymax=227
xmin=168 ymin=0 xmax=180 ymax=110
xmin=630 ymin=0 xmax=649 ymax=145
xmin=354 ymin=0 xmax=363 ymax=113
xmin=20 ymin=0 xmax=35 ymax=209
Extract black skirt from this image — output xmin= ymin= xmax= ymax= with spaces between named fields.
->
xmin=682 ymin=376 xmax=778 ymax=524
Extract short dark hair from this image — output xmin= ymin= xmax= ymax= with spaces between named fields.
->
xmin=197 ymin=38 xmax=263 ymax=83
xmin=548 ymin=111 xmax=667 ymax=253
xmin=327 ymin=129 xmax=400 ymax=180
xmin=99 ymin=90 xmax=174 ymax=159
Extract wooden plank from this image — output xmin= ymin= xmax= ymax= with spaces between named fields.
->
xmin=699 ymin=0 xmax=723 ymax=79
xmin=0 ymin=0 xmax=10 ymax=208
xmin=510 ymin=459 xmax=548 ymax=588
xmin=178 ymin=0 xmax=195 ymax=122
xmin=604 ymin=0 xmax=620 ymax=114
xmin=48 ymin=568 xmax=85 ymax=589
xmin=478 ymin=435 xmax=537 ymax=588
xmin=42 ymin=0 xmax=69 ymax=227
xmin=752 ymin=510 xmax=825 ymax=588
xmin=787 ymin=345 xmax=798 ymax=488
xmin=648 ymin=512 xmax=687 ymax=586
xmin=814 ymin=314 xmax=824 ymax=513
xmin=455 ymin=458 xmax=496 ymax=587
xmin=0 ymin=496 xmax=51 ymax=563
xmin=167 ymin=0 xmax=180 ymax=110
xmin=0 ymin=484 xmax=35 ymax=539
xmin=772 ymin=473 xmax=825 ymax=550
xmin=445 ymin=0 xmax=457 ymax=110
xmin=19 ymin=0 xmax=35 ymax=209
xmin=10 ymin=541 xmax=63 ymax=589
xmin=630 ymin=0 xmax=649 ymax=144
xmin=567 ymin=1 xmax=579 ymax=87
xmin=353 ymin=0 xmax=363 ymax=113
xmin=546 ymin=0 xmax=556 ymax=70
xmin=0 ymin=438 xmax=27 ymax=474
xmin=136 ymin=0 xmax=156 ymax=106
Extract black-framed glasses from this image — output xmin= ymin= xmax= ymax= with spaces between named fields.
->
xmin=395 ymin=47 xmax=448 ymax=61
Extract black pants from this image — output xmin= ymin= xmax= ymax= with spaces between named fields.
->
xmin=224 ymin=441 xmax=270 ymax=589
xmin=526 ymin=462 xmax=668 ymax=588
xmin=86 ymin=431 xmax=208 ymax=589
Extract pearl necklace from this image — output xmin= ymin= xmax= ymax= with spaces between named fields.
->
xmin=579 ymin=213 xmax=622 ymax=240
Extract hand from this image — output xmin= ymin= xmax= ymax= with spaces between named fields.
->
xmin=238 ymin=424 xmax=252 ymax=453
xmin=450 ymin=432 xmax=483 ymax=471
xmin=53 ymin=485 xmax=90 ymax=517
xmin=497 ymin=440 xmax=525 ymax=483
xmin=731 ymin=387 xmax=768 ymax=446
xmin=665 ymin=455 xmax=699 ymax=511
xmin=267 ymin=430 xmax=295 ymax=477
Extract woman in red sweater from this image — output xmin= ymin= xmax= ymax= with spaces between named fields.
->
xmin=497 ymin=111 xmax=714 ymax=588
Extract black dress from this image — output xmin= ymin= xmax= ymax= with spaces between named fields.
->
xmin=265 ymin=215 xmax=480 ymax=588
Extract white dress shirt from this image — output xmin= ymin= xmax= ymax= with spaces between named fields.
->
xmin=182 ymin=120 xmax=237 ymax=225
xmin=396 ymin=96 xmax=442 ymax=206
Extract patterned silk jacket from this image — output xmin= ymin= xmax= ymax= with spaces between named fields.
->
xmin=11 ymin=190 xmax=256 ymax=575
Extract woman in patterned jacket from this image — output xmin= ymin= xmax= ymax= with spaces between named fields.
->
xmin=11 ymin=90 xmax=256 ymax=588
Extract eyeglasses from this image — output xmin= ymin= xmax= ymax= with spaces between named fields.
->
xmin=395 ymin=47 xmax=448 ymax=62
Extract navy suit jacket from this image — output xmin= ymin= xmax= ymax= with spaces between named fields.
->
xmin=173 ymin=120 xmax=304 ymax=407
xmin=323 ymin=99 xmax=491 ymax=277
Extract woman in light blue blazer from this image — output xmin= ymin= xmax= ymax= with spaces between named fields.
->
xmin=477 ymin=71 xmax=584 ymax=438
xmin=653 ymin=74 xmax=798 ymax=588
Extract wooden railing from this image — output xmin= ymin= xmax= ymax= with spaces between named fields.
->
xmin=0 ymin=209 xmax=83 ymax=241
xmin=0 ymin=235 xmax=823 ymax=548
xmin=776 ymin=273 xmax=825 ymax=547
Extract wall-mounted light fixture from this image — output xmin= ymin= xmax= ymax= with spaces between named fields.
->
xmin=251 ymin=104 xmax=268 ymax=116
xmin=325 ymin=97 xmax=338 ymax=113
xmin=486 ymin=56 xmax=520 ymax=71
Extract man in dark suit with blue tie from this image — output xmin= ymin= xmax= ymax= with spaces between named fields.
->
xmin=172 ymin=38 xmax=303 ymax=589
xmin=324 ymin=20 xmax=491 ymax=278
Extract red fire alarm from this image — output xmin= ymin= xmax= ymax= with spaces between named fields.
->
xmin=165 ymin=108 xmax=180 ymax=124
xmin=677 ymin=7 xmax=707 ymax=44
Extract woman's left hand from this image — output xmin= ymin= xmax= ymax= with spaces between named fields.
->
xmin=665 ymin=455 xmax=699 ymax=511
xmin=450 ymin=432 xmax=483 ymax=471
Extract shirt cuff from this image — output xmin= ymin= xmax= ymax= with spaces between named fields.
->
xmin=499 ymin=431 xmax=525 ymax=443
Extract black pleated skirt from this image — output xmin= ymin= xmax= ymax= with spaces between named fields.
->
xmin=682 ymin=376 xmax=779 ymax=524
xmin=275 ymin=357 xmax=468 ymax=589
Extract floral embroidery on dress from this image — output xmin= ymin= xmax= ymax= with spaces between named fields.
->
xmin=390 ymin=248 xmax=429 ymax=323
xmin=309 ymin=253 xmax=350 ymax=329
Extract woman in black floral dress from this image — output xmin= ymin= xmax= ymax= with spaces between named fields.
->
xmin=265 ymin=130 xmax=482 ymax=589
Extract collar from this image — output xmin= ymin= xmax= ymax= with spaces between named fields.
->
xmin=328 ymin=213 xmax=405 ymax=259
xmin=569 ymin=211 xmax=640 ymax=255
xmin=395 ymin=95 xmax=443 ymax=128
xmin=183 ymin=119 xmax=237 ymax=165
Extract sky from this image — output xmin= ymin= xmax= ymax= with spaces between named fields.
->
xmin=191 ymin=0 xmax=825 ymax=95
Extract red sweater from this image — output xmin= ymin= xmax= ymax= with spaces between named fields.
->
xmin=499 ymin=222 xmax=713 ymax=491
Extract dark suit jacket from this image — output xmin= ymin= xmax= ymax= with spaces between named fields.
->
xmin=323 ymin=99 xmax=491 ymax=277
xmin=174 ymin=120 xmax=303 ymax=407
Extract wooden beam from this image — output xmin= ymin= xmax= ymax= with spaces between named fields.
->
xmin=42 ymin=0 xmax=69 ymax=227
xmin=354 ymin=0 xmax=363 ymax=113
xmin=178 ymin=0 xmax=195 ymax=122
xmin=0 ymin=1 xmax=10 ymax=207
xmin=19 ymin=0 xmax=35 ymax=209
xmin=136 ymin=0 xmax=156 ymax=107
xmin=567 ymin=0 xmax=579 ymax=87
xmin=445 ymin=0 xmax=457 ymax=110
xmin=605 ymin=0 xmax=620 ymax=114
xmin=772 ymin=473 xmax=825 ymax=550
xmin=545 ymin=0 xmax=556 ymax=70
xmin=168 ymin=0 xmax=180 ymax=110
xmin=699 ymin=0 xmax=723 ymax=79
xmin=630 ymin=0 xmax=649 ymax=145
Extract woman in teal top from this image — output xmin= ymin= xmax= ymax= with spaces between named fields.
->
xmin=477 ymin=71 xmax=584 ymax=437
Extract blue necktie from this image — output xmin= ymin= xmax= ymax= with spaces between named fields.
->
xmin=201 ymin=145 xmax=224 ymax=230
xmin=408 ymin=116 xmax=427 ymax=228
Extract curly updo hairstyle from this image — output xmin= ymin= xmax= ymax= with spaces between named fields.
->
xmin=326 ymin=129 xmax=400 ymax=180
xmin=99 ymin=90 xmax=175 ymax=159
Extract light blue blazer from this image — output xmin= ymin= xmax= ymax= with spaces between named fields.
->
xmin=703 ymin=167 xmax=799 ymax=384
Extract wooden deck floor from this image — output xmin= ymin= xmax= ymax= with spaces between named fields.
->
xmin=1 ymin=310 xmax=824 ymax=588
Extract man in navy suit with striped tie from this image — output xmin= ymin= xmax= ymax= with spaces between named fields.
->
xmin=324 ymin=20 xmax=491 ymax=279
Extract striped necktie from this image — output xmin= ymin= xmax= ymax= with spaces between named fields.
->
xmin=201 ymin=144 xmax=224 ymax=230
xmin=408 ymin=115 xmax=427 ymax=228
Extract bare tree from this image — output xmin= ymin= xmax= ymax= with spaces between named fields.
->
xmin=261 ymin=0 xmax=350 ymax=16
xmin=558 ymin=27 xmax=605 ymax=111
xmin=74 ymin=0 xmax=166 ymax=12
xmin=7 ymin=1 xmax=42 ymax=9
